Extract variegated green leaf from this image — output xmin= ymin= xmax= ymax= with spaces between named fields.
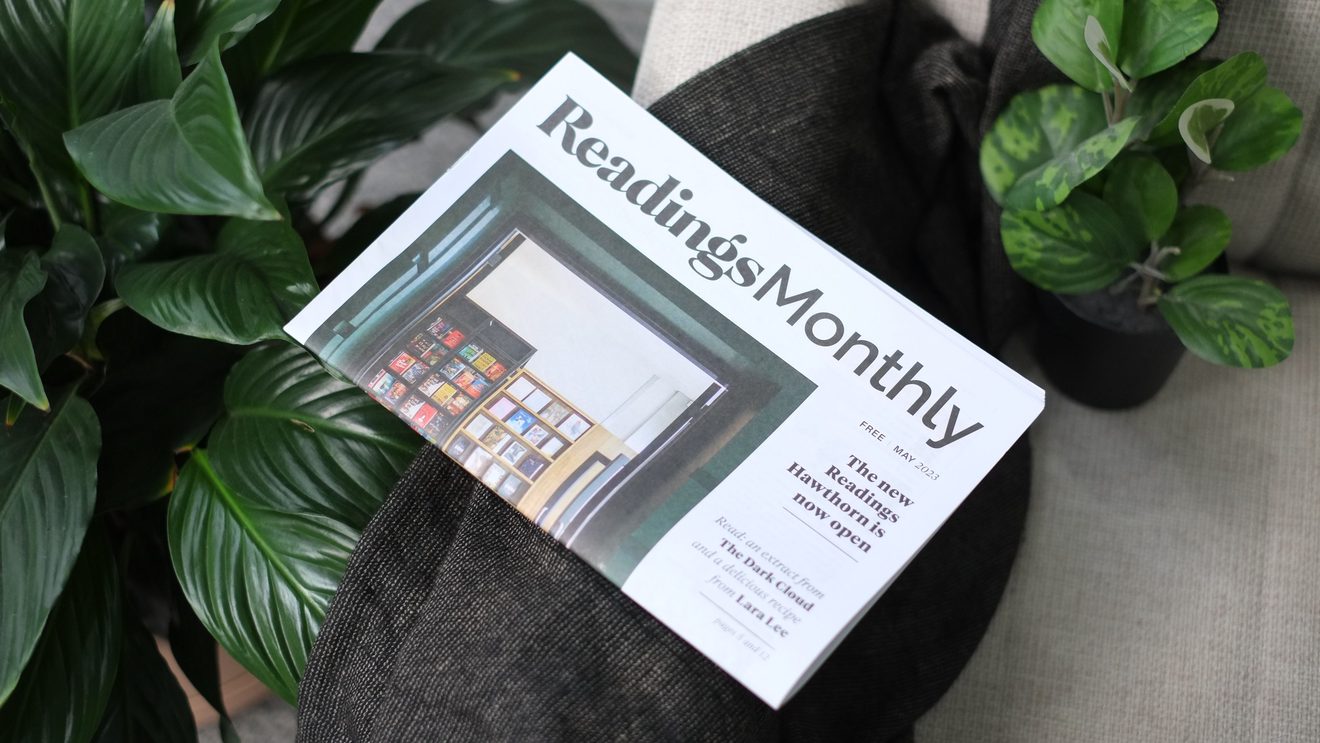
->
xmin=1159 ymin=275 xmax=1293 ymax=367
xmin=1211 ymin=86 xmax=1303 ymax=171
xmin=1118 ymin=0 xmax=1218 ymax=79
xmin=1032 ymin=0 xmax=1124 ymax=92
xmin=1126 ymin=60 xmax=1213 ymax=140
xmin=1147 ymin=53 xmax=1266 ymax=144
xmin=1179 ymin=98 xmax=1235 ymax=164
xmin=982 ymin=85 xmax=1137 ymax=211
xmin=1085 ymin=15 xmax=1130 ymax=90
xmin=1102 ymin=153 xmax=1177 ymax=243
xmin=1159 ymin=205 xmax=1231 ymax=281
xmin=1001 ymin=191 xmax=1141 ymax=293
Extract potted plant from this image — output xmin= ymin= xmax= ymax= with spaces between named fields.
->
xmin=0 ymin=0 xmax=634 ymax=738
xmin=981 ymin=0 xmax=1301 ymax=408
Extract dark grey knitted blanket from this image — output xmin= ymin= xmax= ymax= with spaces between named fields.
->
xmin=296 ymin=0 xmax=1055 ymax=739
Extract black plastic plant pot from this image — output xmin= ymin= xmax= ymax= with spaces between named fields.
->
xmin=1033 ymin=287 xmax=1185 ymax=410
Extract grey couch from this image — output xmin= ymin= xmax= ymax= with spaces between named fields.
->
xmin=634 ymin=1 xmax=1320 ymax=740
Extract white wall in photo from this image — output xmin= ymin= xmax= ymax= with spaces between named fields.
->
xmin=466 ymin=239 xmax=713 ymax=441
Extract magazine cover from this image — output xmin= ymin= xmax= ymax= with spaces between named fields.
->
xmin=286 ymin=54 xmax=1044 ymax=707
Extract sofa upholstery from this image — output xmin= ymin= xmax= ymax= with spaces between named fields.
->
xmin=635 ymin=1 xmax=1320 ymax=740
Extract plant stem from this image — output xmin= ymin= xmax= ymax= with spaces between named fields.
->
xmin=1125 ymin=241 xmax=1178 ymax=308
xmin=1113 ymin=80 xmax=1131 ymax=121
xmin=82 ymin=298 xmax=126 ymax=362
xmin=77 ymin=182 xmax=97 ymax=232
xmin=29 ymin=156 xmax=63 ymax=230
xmin=1138 ymin=273 xmax=1160 ymax=307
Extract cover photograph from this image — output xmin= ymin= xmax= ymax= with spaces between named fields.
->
xmin=285 ymin=55 xmax=1044 ymax=708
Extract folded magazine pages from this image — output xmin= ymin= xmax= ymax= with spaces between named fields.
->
xmin=286 ymin=55 xmax=1045 ymax=708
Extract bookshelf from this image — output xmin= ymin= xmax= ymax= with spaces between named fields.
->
xmin=363 ymin=296 xmax=533 ymax=445
xmin=445 ymin=369 xmax=595 ymax=503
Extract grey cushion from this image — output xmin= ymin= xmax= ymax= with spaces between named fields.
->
xmin=917 ymin=277 xmax=1320 ymax=741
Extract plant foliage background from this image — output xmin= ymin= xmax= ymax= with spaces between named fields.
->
xmin=982 ymin=0 xmax=1300 ymax=369
xmin=0 ymin=1 xmax=635 ymax=739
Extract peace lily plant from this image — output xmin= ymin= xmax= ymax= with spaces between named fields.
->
xmin=0 ymin=1 xmax=633 ymax=739
xmin=982 ymin=0 xmax=1300 ymax=369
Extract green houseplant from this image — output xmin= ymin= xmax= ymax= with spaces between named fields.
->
xmin=981 ymin=0 xmax=1300 ymax=407
xmin=0 ymin=0 xmax=635 ymax=739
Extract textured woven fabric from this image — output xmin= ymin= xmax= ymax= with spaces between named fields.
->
xmin=925 ymin=0 xmax=990 ymax=42
xmin=296 ymin=3 xmax=1035 ymax=740
xmin=917 ymin=276 xmax=1320 ymax=742
xmin=632 ymin=0 xmax=861 ymax=106
xmin=1195 ymin=1 xmax=1320 ymax=274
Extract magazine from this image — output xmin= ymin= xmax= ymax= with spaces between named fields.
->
xmin=285 ymin=55 xmax=1044 ymax=708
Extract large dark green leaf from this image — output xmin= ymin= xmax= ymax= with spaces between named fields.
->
xmin=981 ymin=84 xmax=1137 ymax=210
xmin=116 ymin=219 xmax=315 ymax=344
xmin=1118 ymin=0 xmax=1217 ymax=79
xmin=0 ymin=530 xmax=120 ymax=743
xmin=0 ymin=391 xmax=100 ymax=704
xmin=1147 ymin=53 xmax=1267 ymax=144
xmin=1210 ymin=86 xmax=1303 ymax=171
xmin=0 ymin=0 xmax=140 ymax=181
xmin=225 ymin=0 xmax=384 ymax=89
xmin=168 ymin=447 xmax=361 ymax=704
xmin=122 ymin=2 xmax=183 ymax=105
xmin=98 ymin=203 xmax=170 ymax=280
xmin=0 ymin=250 xmax=48 ymax=409
xmin=169 ymin=343 xmax=418 ymax=704
xmin=92 ymin=314 xmax=240 ymax=511
xmin=27 ymin=225 xmax=105 ymax=368
xmin=1031 ymin=0 xmax=1124 ymax=92
xmin=209 ymin=344 xmax=419 ymax=529
xmin=1001 ymin=191 xmax=1140 ymax=293
xmin=379 ymin=0 xmax=638 ymax=91
xmin=64 ymin=45 xmax=280 ymax=221
xmin=1159 ymin=275 xmax=1293 ymax=368
xmin=1159 ymin=204 xmax=1230 ymax=281
xmin=245 ymin=53 xmax=513 ymax=194
xmin=1102 ymin=153 xmax=1177 ymax=243
xmin=175 ymin=0 xmax=281 ymax=63
xmin=92 ymin=602 xmax=196 ymax=743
